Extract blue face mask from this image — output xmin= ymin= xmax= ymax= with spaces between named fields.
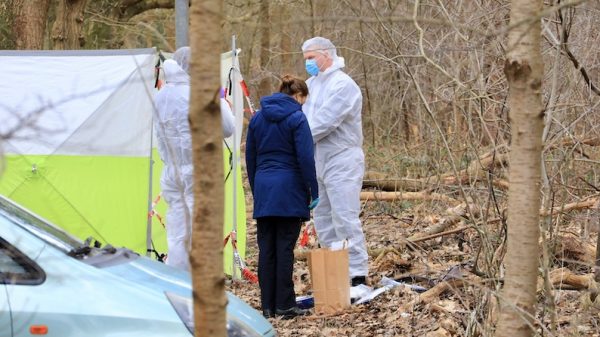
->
xmin=305 ymin=59 xmax=319 ymax=76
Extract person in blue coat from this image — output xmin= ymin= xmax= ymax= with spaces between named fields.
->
xmin=246 ymin=75 xmax=319 ymax=319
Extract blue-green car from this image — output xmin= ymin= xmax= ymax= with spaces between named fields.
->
xmin=0 ymin=195 xmax=275 ymax=337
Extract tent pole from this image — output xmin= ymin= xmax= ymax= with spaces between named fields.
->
xmin=175 ymin=0 xmax=189 ymax=48
xmin=145 ymin=121 xmax=155 ymax=258
xmin=231 ymin=35 xmax=239 ymax=280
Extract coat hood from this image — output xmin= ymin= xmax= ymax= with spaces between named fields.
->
xmin=259 ymin=93 xmax=302 ymax=122
xmin=163 ymin=59 xmax=189 ymax=85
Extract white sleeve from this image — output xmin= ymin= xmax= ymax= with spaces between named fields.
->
xmin=220 ymin=98 xmax=235 ymax=138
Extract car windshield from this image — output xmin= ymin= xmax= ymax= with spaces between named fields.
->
xmin=0 ymin=196 xmax=83 ymax=253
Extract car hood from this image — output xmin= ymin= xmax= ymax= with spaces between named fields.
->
xmin=100 ymin=253 xmax=274 ymax=336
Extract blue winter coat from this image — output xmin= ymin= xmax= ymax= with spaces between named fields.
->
xmin=246 ymin=92 xmax=319 ymax=220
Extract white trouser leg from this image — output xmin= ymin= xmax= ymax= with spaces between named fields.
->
xmin=315 ymin=149 xmax=368 ymax=277
xmin=314 ymin=179 xmax=336 ymax=246
xmin=161 ymin=165 xmax=194 ymax=271
xmin=324 ymin=175 xmax=368 ymax=277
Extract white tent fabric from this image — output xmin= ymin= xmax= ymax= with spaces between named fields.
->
xmin=0 ymin=49 xmax=155 ymax=157
xmin=0 ymin=48 xmax=248 ymax=272
xmin=0 ymin=49 xmax=159 ymax=254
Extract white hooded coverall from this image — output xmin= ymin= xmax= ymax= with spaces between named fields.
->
xmin=172 ymin=46 xmax=236 ymax=137
xmin=155 ymin=52 xmax=235 ymax=271
xmin=302 ymin=39 xmax=369 ymax=278
xmin=154 ymin=59 xmax=193 ymax=270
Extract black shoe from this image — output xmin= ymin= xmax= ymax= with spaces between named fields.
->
xmin=262 ymin=309 xmax=275 ymax=318
xmin=351 ymin=276 xmax=367 ymax=287
xmin=275 ymin=306 xmax=309 ymax=319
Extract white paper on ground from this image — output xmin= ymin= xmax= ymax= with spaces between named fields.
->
xmin=350 ymin=284 xmax=372 ymax=299
xmin=380 ymin=276 xmax=428 ymax=293
xmin=330 ymin=240 xmax=347 ymax=251
xmin=351 ymin=276 xmax=430 ymax=305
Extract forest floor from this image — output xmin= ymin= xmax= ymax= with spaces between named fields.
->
xmin=226 ymin=198 xmax=600 ymax=337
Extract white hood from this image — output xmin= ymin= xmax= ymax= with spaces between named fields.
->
xmin=163 ymin=59 xmax=189 ymax=85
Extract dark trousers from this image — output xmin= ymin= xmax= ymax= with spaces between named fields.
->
xmin=256 ymin=216 xmax=301 ymax=311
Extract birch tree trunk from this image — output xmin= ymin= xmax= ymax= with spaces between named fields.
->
xmin=51 ymin=0 xmax=88 ymax=49
xmin=11 ymin=0 xmax=51 ymax=50
xmin=495 ymin=1 xmax=544 ymax=336
xmin=189 ymin=0 xmax=226 ymax=336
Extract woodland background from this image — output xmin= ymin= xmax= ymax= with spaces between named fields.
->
xmin=1 ymin=1 xmax=600 ymax=336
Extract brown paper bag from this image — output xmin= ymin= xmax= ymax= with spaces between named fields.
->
xmin=308 ymin=247 xmax=350 ymax=314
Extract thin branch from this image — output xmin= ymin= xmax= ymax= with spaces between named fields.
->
xmin=557 ymin=4 xmax=600 ymax=96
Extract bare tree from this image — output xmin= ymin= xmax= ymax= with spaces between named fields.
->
xmin=257 ymin=0 xmax=271 ymax=96
xmin=51 ymin=0 xmax=88 ymax=49
xmin=84 ymin=0 xmax=175 ymax=49
xmin=189 ymin=0 xmax=226 ymax=336
xmin=110 ymin=0 xmax=174 ymax=20
xmin=495 ymin=0 xmax=544 ymax=336
xmin=11 ymin=0 xmax=51 ymax=49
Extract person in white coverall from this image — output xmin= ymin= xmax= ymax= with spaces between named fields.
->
xmin=154 ymin=47 xmax=235 ymax=270
xmin=173 ymin=46 xmax=235 ymax=136
xmin=301 ymin=37 xmax=369 ymax=285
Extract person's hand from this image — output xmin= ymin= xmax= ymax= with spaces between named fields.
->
xmin=308 ymin=197 xmax=320 ymax=210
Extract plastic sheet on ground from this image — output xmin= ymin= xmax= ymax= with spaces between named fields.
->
xmin=351 ymin=276 xmax=428 ymax=305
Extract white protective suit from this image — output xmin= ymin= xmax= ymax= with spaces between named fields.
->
xmin=154 ymin=59 xmax=193 ymax=270
xmin=155 ymin=51 xmax=236 ymax=271
xmin=301 ymin=37 xmax=369 ymax=277
xmin=173 ymin=46 xmax=235 ymax=137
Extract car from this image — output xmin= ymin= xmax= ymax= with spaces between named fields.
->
xmin=0 ymin=194 xmax=276 ymax=337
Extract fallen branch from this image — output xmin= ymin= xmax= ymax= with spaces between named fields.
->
xmin=360 ymin=191 xmax=459 ymax=204
xmin=373 ymin=248 xmax=412 ymax=272
xmin=295 ymin=245 xmax=413 ymax=262
xmin=537 ymin=267 xmax=596 ymax=293
xmin=546 ymin=136 xmax=600 ymax=158
xmin=407 ymin=203 xmax=478 ymax=241
xmin=541 ymin=196 xmax=599 ymax=216
xmin=364 ymin=150 xmax=509 ymax=192
xmin=410 ymin=225 xmax=471 ymax=243
xmin=553 ymin=234 xmax=597 ymax=266
xmin=399 ymin=278 xmax=467 ymax=312
xmin=293 ymin=198 xmax=596 ymax=262
xmin=363 ymin=171 xmax=434 ymax=192
xmin=363 ymin=172 xmax=509 ymax=192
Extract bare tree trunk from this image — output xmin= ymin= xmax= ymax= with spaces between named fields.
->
xmin=258 ymin=0 xmax=271 ymax=96
xmin=189 ymin=1 xmax=226 ymax=336
xmin=595 ymin=224 xmax=600 ymax=282
xmin=495 ymin=0 xmax=544 ymax=336
xmin=278 ymin=4 xmax=292 ymax=75
xmin=51 ymin=0 xmax=88 ymax=49
xmin=11 ymin=0 xmax=51 ymax=50
xmin=114 ymin=0 xmax=174 ymax=20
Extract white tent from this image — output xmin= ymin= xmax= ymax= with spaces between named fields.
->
xmin=0 ymin=48 xmax=246 ymax=272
